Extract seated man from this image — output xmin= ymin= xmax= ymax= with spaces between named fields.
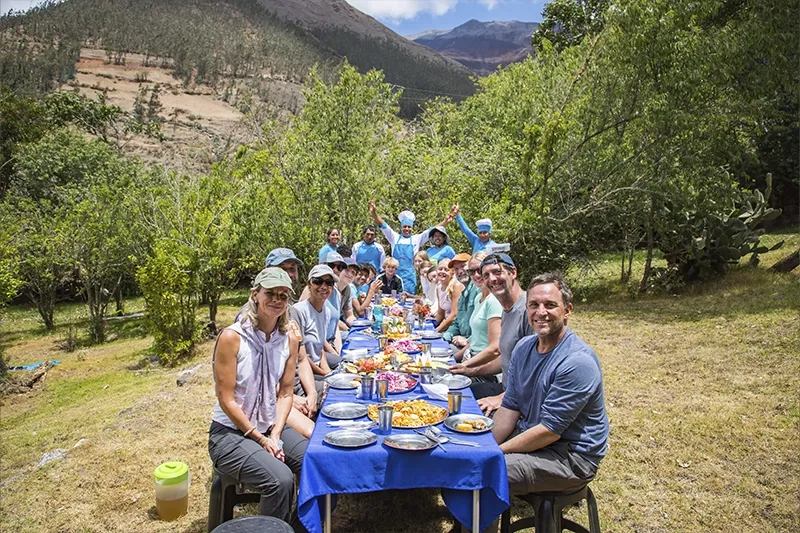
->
xmin=493 ymin=272 xmax=609 ymax=497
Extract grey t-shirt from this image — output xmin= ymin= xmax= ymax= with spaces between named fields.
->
xmin=291 ymin=300 xmax=330 ymax=363
xmin=500 ymin=293 xmax=534 ymax=384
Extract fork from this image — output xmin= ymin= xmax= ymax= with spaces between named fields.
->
xmin=414 ymin=429 xmax=447 ymax=453
xmin=428 ymin=426 xmax=481 ymax=447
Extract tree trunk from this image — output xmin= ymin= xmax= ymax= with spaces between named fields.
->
xmin=114 ymin=285 xmax=124 ymax=316
xmin=770 ymin=247 xmax=800 ymax=273
xmin=28 ymin=288 xmax=55 ymax=329
xmin=639 ymin=196 xmax=656 ymax=292
xmin=208 ymin=297 xmax=218 ymax=324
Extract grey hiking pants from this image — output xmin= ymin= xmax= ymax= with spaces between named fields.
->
xmin=504 ymin=436 xmax=598 ymax=495
xmin=208 ymin=422 xmax=308 ymax=524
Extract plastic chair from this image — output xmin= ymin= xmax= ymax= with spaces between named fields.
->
xmin=207 ymin=469 xmax=261 ymax=532
xmin=500 ymin=485 xmax=601 ymax=533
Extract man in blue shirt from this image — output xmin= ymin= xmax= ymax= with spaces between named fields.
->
xmin=352 ymin=225 xmax=386 ymax=273
xmin=493 ymin=272 xmax=609 ymax=495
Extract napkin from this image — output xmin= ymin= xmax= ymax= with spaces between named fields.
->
xmin=326 ymin=420 xmax=376 ymax=428
xmin=342 ymin=348 xmax=369 ymax=361
xmin=421 ymin=383 xmax=449 ymax=401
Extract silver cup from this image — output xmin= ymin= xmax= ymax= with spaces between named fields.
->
xmin=448 ymin=391 xmax=463 ymax=414
xmin=377 ymin=405 xmax=393 ymax=434
xmin=381 ymin=323 xmax=389 ymax=335
xmin=419 ymin=367 xmax=432 ymax=385
xmin=390 ymin=351 xmax=399 ymax=369
xmin=376 ymin=379 xmax=388 ymax=401
xmin=421 ymin=342 xmax=432 ymax=357
xmin=391 ymin=289 xmax=397 ymax=298
xmin=361 ymin=376 xmax=375 ymax=400
xmin=400 ymin=293 xmax=407 ymax=305
xmin=379 ymin=336 xmax=388 ymax=350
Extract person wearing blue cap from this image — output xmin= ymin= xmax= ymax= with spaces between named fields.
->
xmin=451 ymin=204 xmax=497 ymax=253
xmin=352 ymin=225 xmax=386 ymax=273
xmin=425 ymin=226 xmax=456 ymax=263
xmin=264 ymin=247 xmax=305 ymax=285
xmin=368 ymin=199 xmax=453 ymax=295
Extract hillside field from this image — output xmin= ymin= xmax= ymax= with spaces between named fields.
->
xmin=0 ymin=233 xmax=798 ymax=532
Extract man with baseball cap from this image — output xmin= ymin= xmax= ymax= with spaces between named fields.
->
xmin=441 ymin=252 xmax=479 ymax=351
xmin=265 ymin=247 xmax=305 ymax=286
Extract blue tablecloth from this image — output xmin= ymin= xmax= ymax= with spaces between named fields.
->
xmin=298 ymin=329 xmax=510 ymax=532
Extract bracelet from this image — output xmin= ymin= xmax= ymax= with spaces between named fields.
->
xmin=243 ymin=426 xmax=256 ymax=438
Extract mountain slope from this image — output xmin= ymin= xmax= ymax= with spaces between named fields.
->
xmin=410 ymin=19 xmax=539 ymax=75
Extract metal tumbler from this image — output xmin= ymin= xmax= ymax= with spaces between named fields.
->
xmin=376 ymin=379 xmax=388 ymax=402
xmin=381 ymin=323 xmax=388 ymax=335
xmin=448 ymin=391 xmax=463 ymax=415
xmin=391 ymin=289 xmax=397 ymax=298
xmin=377 ymin=405 xmax=393 ymax=434
xmin=379 ymin=336 xmax=388 ymax=350
xmin=421 ymin=342 xmax=432 ymax=357
xmin=419 ymin=367 xmax=432 ymax=385
xmin=360 ymin=376 xmax=375 ymax=400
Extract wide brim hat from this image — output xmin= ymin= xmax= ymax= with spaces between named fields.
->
xmin=429 ymin=226 xmax=450 ymax=244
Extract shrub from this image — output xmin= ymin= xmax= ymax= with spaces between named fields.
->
xmin=136 ymin=240 xmax=200 ymax=366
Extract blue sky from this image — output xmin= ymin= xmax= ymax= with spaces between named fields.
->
xmin=346 ymin=1 xmax=547 ymax=35
xmin=1 ymin=0 xmax=547 ymax=36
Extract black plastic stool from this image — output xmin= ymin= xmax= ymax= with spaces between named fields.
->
xmin=211 ymin=515 xmax=294 ymax=533
xmin=500 ymin=485 xmax=601 ymax=533
xmin=207 ymin=470 xmax=262 ymax=532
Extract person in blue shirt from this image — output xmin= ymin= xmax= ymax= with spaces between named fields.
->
xmin=492 ymin=271 xmax=609 ymax=496
xmin=368 ymin=199 xmax=452 ymax=295
xmin=317 ymin=228 xmax=341 ymax=264
xmin=452 ymin=204 xmax=497 ymax=253
xmin=425 ymin=226 xmax=456 ymax=263
xmin=352 ymin=225 xmax=386 ymax=273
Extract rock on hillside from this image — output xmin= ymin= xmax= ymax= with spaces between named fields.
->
xmin=409 ymin=19 xmax=540 ymax=76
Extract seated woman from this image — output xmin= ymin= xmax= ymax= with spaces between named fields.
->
xmin=411 ymin=250 xmax=430 ymax=295
xmin=434 ymin=258 xmax=464 ymax=333
xmin=378 ymin=257 xmax=405 ymax=295
xmin=208 ymin=268 xmax=306 ymax=526
xmin=293 ymin=265 xmax=342 ymax=374
xmin=419 ymin=260 xmax=439 ymax=317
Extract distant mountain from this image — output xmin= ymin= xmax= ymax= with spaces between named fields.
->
xmin=409 ymin=19 xmax=540 ymax=76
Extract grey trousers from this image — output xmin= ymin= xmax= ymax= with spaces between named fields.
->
xmin=208 ymin=422 xmax=308 ymax=523
xmin=505 ymin=438 xmax=598 ymax=495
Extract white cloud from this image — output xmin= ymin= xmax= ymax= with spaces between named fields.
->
xmin=478 ymin=0 xmax=500 ymax=8
xmin=346 ymin=0 xmax=460 ymax=21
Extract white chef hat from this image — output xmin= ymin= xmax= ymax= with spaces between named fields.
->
xmin=398 ymin=210 xmax=416 ymax=227
xmin=476 ymin=218 xmax=493 ymax=232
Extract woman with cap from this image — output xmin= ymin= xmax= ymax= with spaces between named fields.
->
xmin=425 ymin=226 xmax=456 ymax=263
xmin=368 ymin=199 xmax=452 ymax=295
xmin=317 ymin=228 xmax=341 ymax=264
xmin=294 ymin=265 xmax=342 ymax=375
xmin=208 ymin=267 xmax=307 ymax=526
xmin=452 ymin=204 xmax=497 ymax=253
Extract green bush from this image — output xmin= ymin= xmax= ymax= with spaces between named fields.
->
xmin=136 ymin=240 xmax=199 ymax=366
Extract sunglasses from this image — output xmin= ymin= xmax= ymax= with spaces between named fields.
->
xmin=467 ymin=268 xmax=481 ymax=276
xmin=311 ymin=277 xmax=335 ymax=287
xmin=329 ymin=263 xmax=346 ymax=271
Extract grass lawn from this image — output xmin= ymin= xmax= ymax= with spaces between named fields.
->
xmin=1 ymin=233 xmax=798 ymax=532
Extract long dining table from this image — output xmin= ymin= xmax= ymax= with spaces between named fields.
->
xmin=297 ymin=323 xmax=510 ymax=533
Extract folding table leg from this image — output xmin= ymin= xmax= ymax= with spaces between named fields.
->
xmin=473 ymin=489 xmax=480 ymax=533
xmin=325 ymin=494 xmax=332 ymax=533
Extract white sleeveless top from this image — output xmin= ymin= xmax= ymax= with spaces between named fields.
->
xmin=437 ymin=285 xmax=453 ymax=316
xmin=211 ymin=321 xmax=290 ymax=433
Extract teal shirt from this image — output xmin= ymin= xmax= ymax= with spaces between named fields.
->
xmin=468 ymin=293 xmax=503 ymax=354
xmin=442 ymin=281 xmax=478 ymax=342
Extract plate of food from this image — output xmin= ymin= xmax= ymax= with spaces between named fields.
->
xmin=379 ymin=297 xmax=398 ymax=307
xmin=367 ymin=399 xmax=448 ymax=428
xmin=382 ymin=433 xmax=437 ymax=451
xmin=322 ymin=402 xmax=369 ymax=420
xmin=391 ymin=339 xmax=423 ymax=353
xmin=375 ymin=371 xmax=418 ymax=394
xmin=402 ymin=360 xmax=450 ymax=374
xmin=326 ymin=373 xmax=361 ymax=390
xmin=323 ymin=429 xmax=378 ymax=448
xmin=444 ymin=414 xmax=494 ymax=434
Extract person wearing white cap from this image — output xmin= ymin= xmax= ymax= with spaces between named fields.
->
xmin=368 ymin=199 xmax=453 ymax=294
xmin=425 ymin=225 xmax=456 ymax=263
xmin=293 ymin=264 xmax=342 ymax=376
xmin=209 ymin=267 xmax=307 ymax=526
xmin=451 ymin=204 xmax=498 ymax=253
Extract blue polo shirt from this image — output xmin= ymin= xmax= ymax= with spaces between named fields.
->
xmin=502 ymin=328 xmax=609 ymax=465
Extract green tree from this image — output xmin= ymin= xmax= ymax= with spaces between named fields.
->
xmin=533 ymin=0 xmax=609 ymax=52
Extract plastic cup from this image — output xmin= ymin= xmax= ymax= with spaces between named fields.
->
xmin=376 ymin=379 xmax=388 ymax=401
xmin=448 ymin=391 xmax=463 ymax=415
xmin=361 ymin=376 xmax=374 ymax=400
xmin=378 ymin=405 xmax=393 ymax=434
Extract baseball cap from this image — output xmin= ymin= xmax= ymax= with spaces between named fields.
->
xmin=324 ymin=252 xmax=345 ymax=264
xmin=253 ymin=267 xmax=294 ymax=292
xmin=451 ymin=253 xmax=471 ymax=264
xmin=265 ymin=248 xmax=304 ymax=267
xmin=308 ymin=264 xmax=339 ymax=283
xmin=480 ymin=253 xmax=516 ymax=272
xmin=343 ymin=256 xmax=357 ymax=266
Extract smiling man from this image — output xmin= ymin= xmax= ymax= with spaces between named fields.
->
xmin=492 ymin=272 xmax=609 ymax=496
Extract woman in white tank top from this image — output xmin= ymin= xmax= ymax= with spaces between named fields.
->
xmin=208 ymin=268 xmax=307 ymax=526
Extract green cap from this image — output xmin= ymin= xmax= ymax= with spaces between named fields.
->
xmin=154 ymin=461 xmax=189 ymax=485
xmin=254 ymin=267 xmax=294 ymax=293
